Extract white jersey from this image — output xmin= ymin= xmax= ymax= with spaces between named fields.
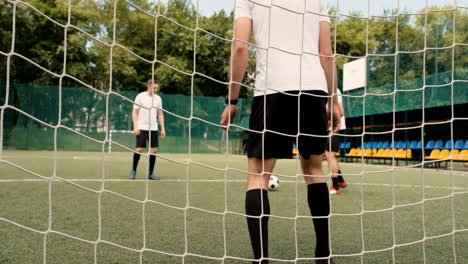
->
xmin=235 ymin=0 xmax=331 ymax=96
xmin=133 ymin=92 xmax=163 ymax=131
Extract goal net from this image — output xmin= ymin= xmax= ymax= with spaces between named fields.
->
xmin=0 ymin=0 xmax=467 ymax=263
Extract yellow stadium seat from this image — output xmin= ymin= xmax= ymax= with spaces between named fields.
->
xmin=457 ymin=150 xmax=468 ymax=161
xmin=374 ymin=149 xmax=385 ymax=158
xmin=395 ymin=149 xmax=405 ymax=159
xmin=437 ymin=149 xmax=450 ymax=160
xmin=451 ymin=150 xmax=460 ymax=160
xmin=425 ymin=149 xmax=440 ymax=160
xmin=363 ymin=149 xmax=373 ymax=158
xmin=292 ymin=147 xmax=298 ymax=155
xmin=345 ymin=148 xmax=358 ymax=157
xmin=406 ymin=149 xmax=412 ymax=159
xmin=382 ymin=149 xmax=395 ymax=158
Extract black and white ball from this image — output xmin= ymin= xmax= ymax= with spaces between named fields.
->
xmin=269 ymin=175 xmax=280 ymax=191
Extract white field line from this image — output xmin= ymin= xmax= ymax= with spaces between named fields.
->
xmin=0 ymin=178 xmax=467 ymax=191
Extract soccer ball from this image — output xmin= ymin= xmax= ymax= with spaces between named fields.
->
xmin=269 ymin=175 xmax=280 ymax=191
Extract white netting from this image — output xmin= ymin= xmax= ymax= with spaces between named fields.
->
xmin=1 ymin=0 xmax=468 ymax=263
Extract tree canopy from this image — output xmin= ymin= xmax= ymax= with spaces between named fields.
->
xmin=1 ymin=0 xmax=466 ymax=97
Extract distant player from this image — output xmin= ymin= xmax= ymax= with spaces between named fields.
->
xmin=220 ymin=1 xmax=341 ymax=263
xmin=129 ymin=79 xmax=166 ymax=180
xmin=325 ymin=89 xmax=348 ymax=195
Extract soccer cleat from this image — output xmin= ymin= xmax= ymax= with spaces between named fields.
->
xmin=338 ymin=181 xmax=348 ymax=188
xmin=315 ymin=258 xmax=336 ymax=264
xmin=329 ymin=186 xmax=341 ymax=195
xmin=129 ymin=170 xmax=136 ymax=180
xmin=148 ymin=173 xmax=160 ymax=180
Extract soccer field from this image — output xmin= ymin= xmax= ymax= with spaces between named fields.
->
xmin=1 ymin=150 xmax=467 ymax=264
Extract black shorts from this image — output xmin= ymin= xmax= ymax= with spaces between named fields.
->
xmin=326 ymin=129 xmax=346 ymax=152
xmin=247 ymin=90 xmax=328 ymax=159
xmin=136 ymin=130 xmax=159 ymax=148
xmin=326 ymin=134 xmax=342 ymax=153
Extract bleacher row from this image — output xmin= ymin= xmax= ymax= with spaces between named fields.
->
xmin=340 ymin=139 xmax=468 ymax=162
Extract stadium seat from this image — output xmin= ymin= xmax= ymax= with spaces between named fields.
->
xmin=382 ymin=141 xmax=390 ymax=149
xmin=443 ymin=140 xmax=452 ymax=149
xmin=402 ymin=141 xmax=409 ymax=149
xmin=370 ymin=142 xmax=378 ymax=149
xmin=434 ymin=140 xmax=444 ymax=149
xmin=395 ymin=141 xmax=403 ymax=149
xmin=406 ymin=149 xmax=412 ymax=159
xmin=409 ymin=141 xmax=418 ymax=149
xmin=454 ymin=140 xmax=464 ymax=150
xmin=451 ymin=149 xmax=460 ymax=159
xmin=425 ymin=140 xmax=435 ymax=150
xmin=416 ymin=141 xmax=422 ymax=148
xmin=345 ymin=142 xmax=351 ymax=149
xmin=464 ymin=140 xmax=468 ymax=150
xmin=363 ymin=149 xmax=373 ymax=157
xmin=376 ymin=141 xmax=384 ymax=149
xmin=438 ymin=149 xmax=450 ymax=159
xmin=425 ymin=149 xmax=440 ymax=160
xmin=395 ymin=149 xmax=405 ymax=159
xmin=374 ymin=149 xmax=385 ymax=158
xmin=383 ymin=149 xmax=395 ymax=158
xmin=340 ymin=142 xmax=345 ymax=149
xmin=455 ymin=150 xmax=468 ymax=161
xmin=346 ymin=148 xmax=358 ymax=157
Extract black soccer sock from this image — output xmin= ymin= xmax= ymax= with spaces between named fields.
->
xmin=246 ymin=189 xmax=270 ymax=264
xmin=307 ymin=183 xmax=331 ymax=258
xmin=132 ymin=153 xmax=141 ymax=171
xmin=331 ymin=177 xmax=339 ymax=190
xmin=149 ymin=154 xmax=156 ymax=174
xmin=337 ymin=170 xmax=345 ymax=183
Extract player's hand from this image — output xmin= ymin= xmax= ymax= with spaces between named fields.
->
xmin=220 ymin=104 xmax=238 ymax=132
xmin=160 ymin=130 xmax=166 ymax=139
xmin=133 ymin=128 xmax=140 ymax=136
xmin=327 ymin=102 xmax=341 ymax=133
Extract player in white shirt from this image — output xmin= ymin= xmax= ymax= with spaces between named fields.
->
xmin=129 ymin=79 xmax=166 ymax=180
xmin=325 ymin=89 xmax=348 ymax=195
xmin=220 ymin=1 xmax=340 ymax=263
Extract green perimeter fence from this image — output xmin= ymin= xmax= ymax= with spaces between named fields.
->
xmin=1 ymin=70 xmax=467 ymax=153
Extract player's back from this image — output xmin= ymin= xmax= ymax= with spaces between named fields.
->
xmin=236 ymin=0 xmax=330 ymax=95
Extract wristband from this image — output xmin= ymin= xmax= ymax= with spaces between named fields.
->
xmin=225 ymin=97 xmax=238 ymax=105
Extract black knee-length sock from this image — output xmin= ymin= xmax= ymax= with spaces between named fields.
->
xmin=149 ymin=154 xmax=156 ymax=174
xmin=132 ymin=153 xmax=141 ymax=171
xmin=245 ymin=189 xmax=270 ymax=264
xmin=307 ymin=183 xmax=331 ymax=258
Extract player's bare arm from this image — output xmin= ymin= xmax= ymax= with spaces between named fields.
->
xmin=132 ymin=108 xmax=140 ymax=136
xmin=158 ymin=108 xmax=166 ymax=138
xmin=220 ymin=17 xmax=252 ymax=129
xmin=319 ymin=21 xmax=341 ymax=133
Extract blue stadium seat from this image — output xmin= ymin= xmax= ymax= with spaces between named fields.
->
xmin=293 ymin=143 xmax=297 ymax=148
xmin=417 ymin=141 xmax=422 ymax=148
xmin=434 ymin=140 xmax=444 ymax=149
xmin=454 ymin=140 xmax=464 ymax=149
xmin=465 ymin=140 xmax=468 ymax=150
xmin=402 ymin=141 xmax=408 ymax=148
xmin=376 ymin=141 xmax=384 ymax=149
xmin=396 ymin=141 xmax=403 ymax=149
xmin=425 ymin=140 xmax=435 ymax=150
xmin=340 ymin=142 xmax=345 ymax=149
xmin=443 ymin=140 xmax=452 ymax=149
xmin=409 ymin=140 xmax=418 ymax=149
xmin=371 ymin=142 xmax=379 ymax=149
xmin=382 ymin=141 xmax=390 ymax=149
xmin=365 ymin=142 xmax=373 ymax=149
xmin=345 ymin=142 xmax=351 ymax=149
